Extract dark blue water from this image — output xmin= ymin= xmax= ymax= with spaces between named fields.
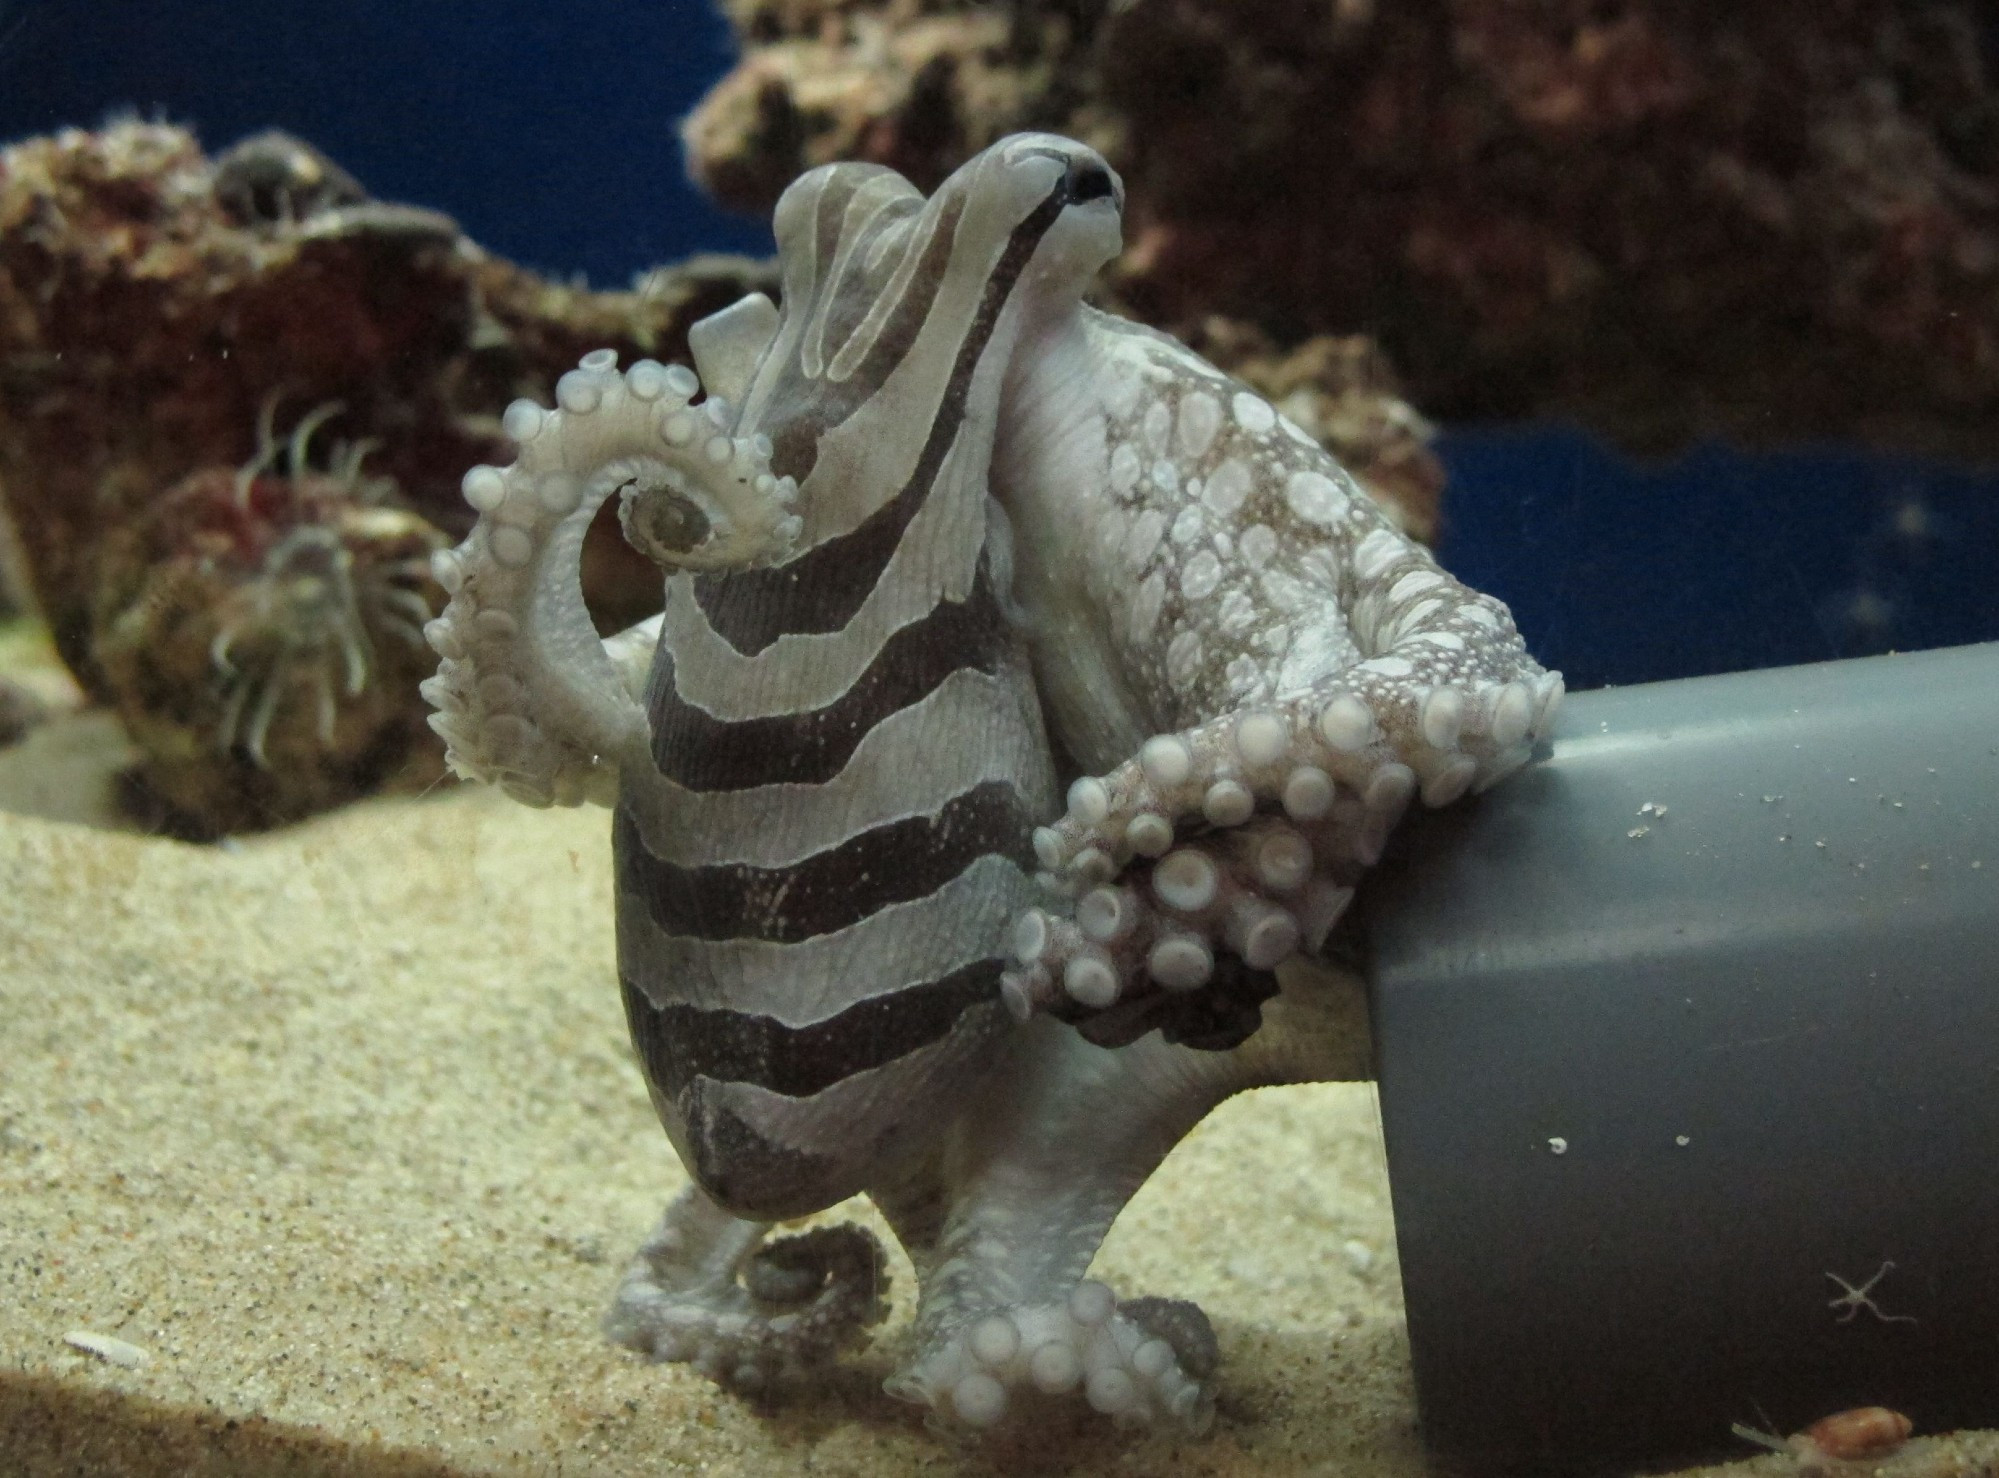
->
xmin=4 ymin=0 xmax=1994 ymax=690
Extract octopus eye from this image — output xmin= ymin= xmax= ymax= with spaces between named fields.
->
xmin=1064 ymin=163 xmax=1116 ymax=206
xmin=618 ymin=478 xmax=713 ymax=566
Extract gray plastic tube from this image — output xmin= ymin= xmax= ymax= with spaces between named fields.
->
xmin=1354 ymin=641 xmax=1999 ymax=1474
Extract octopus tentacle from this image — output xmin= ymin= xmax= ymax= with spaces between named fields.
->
xmin=604 ymin=1184 xmax=889 ymax=1393
xmin=419 ymin=349 xmax=801 ymax=807
xmin=1003 ymin=813 xmax=1359 ymax=1046
xmin=1031 ymin=583 xmax=1563 ymax=886
xmin=890 ymin=1278 xmax=1215 ymax=1432
xmin=888 ymin=975 xmax=1364 ymax=1433
xmin=996 ymin=311 xmax=1560 ymax=1035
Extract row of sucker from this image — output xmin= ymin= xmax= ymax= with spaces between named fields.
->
xmin=1003 ymin=665 xmax=1561 ymax=1031
xmin=1003 ymin=812 xmax=1358 ymax=1031
xmin=1032 ymin=667 xmax=1565 ymax=884
xmin=605 ymin=1214 xmax=888 ymax=1393
xmin=418 ymin=349 xmax=801 ymax=808
xmin=886 ymin=1280 xmax=1217 ymax=1433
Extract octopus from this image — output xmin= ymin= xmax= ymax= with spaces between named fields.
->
xmin=420 ymin=134 xmax=1559 ymax=1435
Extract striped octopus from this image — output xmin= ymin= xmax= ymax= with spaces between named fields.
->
xmin=420 ymin=135 xmax=1558 ymax=1435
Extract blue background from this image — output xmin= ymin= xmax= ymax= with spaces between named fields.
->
xmin=3 ymin=0 xmax=1993 ymax=691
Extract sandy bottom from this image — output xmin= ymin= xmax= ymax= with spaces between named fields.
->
xmin=1 ymin=781 xmax=1993 ymax=1477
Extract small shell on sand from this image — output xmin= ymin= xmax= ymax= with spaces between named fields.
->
xmin=63 ymin=1329 xmax=150 ymax=1368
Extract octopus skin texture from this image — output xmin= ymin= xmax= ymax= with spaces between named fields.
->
xmin=420 ymin=133 xmax=1558 ymax=1435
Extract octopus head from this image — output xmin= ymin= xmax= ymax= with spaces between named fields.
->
xmin=982 ymin=133 xmax=1124 ymax=309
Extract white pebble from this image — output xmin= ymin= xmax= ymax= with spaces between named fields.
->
xmin=703 ymin=435 xmax=733 ymax=465
xmin=1032 ymin=827 xmax=1065 ymax=871
xmin=579 ymin=347 xmax=618 ymax=372
xmin=664 ymin=363 xmax=701 ymax=398
xmin=429 ymin=549 xmax=464 ymax=592
xmin=662 ymin=410 xmax=696 ymax=446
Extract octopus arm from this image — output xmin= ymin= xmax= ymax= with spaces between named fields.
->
xmin=420 ymin=351 xmax=800 ymax=807
xmin=1001 ymin=320 xmax=1562 ymax=1023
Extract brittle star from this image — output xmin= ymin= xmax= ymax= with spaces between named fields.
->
xmin=1826 ymin=1261 xmax=1919 ymax=1325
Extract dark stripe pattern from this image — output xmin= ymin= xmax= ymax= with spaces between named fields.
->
xmin=613 ymin=146 xmax=1094 ymax=1136
xmin=622 ymin=959 xmax=1000 ymax=1100
xmin=760 ymin=185 xmax=939 ymax=491
xmin=691 ymin=185 xmax=1069 ymax=656
xmin=615 ymin=780 xmax=1036 ymax=944
xmin=647 ymin=571 xmax=1010 ymax=791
